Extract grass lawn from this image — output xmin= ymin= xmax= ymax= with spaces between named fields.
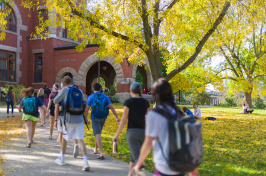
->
xmin=84 ymin=104 xmax=266 ymax=176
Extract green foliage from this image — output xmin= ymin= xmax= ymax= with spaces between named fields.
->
xmin=106 ymin=85 xmax=120 ymax=103
xmin=1 ymin=83 xmax=25 ymax=102
xmin=253 ymin=97 xmax=266 ymax=109
xmin=189 ymin=92 xmax=212 ymax=105
xmin=135 ymin=70 xmax=143 ymax=88
xmin=99 ymin=77 xmax=105 ymax=90
xmin=225 ymin=96 xmax=237 ymax=107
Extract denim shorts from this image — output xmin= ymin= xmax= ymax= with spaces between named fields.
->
xmin=92 ymin=117 xmax=107 ymax=135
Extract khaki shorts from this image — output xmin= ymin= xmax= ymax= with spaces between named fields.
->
xmin=22 ymin=114 xmax=39 ymax=121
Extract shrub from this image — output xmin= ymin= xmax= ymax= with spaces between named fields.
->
xmin=225 ymin=96 xmax=237 ymax=107
xmin=1 ymin=83 xmax=25 ymax=102
xmin=105 ymin=85 xmax=120 ymax=103
xmin=254 ymin=97 xmax=266 ymax=109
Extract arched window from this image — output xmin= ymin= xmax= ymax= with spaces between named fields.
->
xmin=0 ymin=3 xmax=16 ymax=32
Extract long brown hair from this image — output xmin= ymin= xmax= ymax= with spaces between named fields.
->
xmin=8 ymin=86 xmax=13 ymax=94
xmin=21 ymin=87 xmax=34 ymax=97
xmin=152 ymin=78 xmax=181 ymax=113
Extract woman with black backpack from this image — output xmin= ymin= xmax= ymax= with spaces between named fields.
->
xmin=46 ymin=84 xmax=59 ymax=140
xmin=6 ymin=86 xmax=16 ymax=117
xmin=134 ymin=78 xmax=198 ymax=176
xmin=18 ymin=87 xmax=48 ymax=148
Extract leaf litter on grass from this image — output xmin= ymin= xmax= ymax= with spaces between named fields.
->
xmin=85 ymin=104 xmax=266 ymax=175
xmin=0 ymin=117 xmax=25 ymax=176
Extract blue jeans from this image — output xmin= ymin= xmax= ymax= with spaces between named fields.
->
xmin=7 ymin=102 xmax=14 ymax=115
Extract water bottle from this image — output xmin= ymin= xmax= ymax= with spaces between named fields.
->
xmin=134 ymin=167 xmax=147 ymax=176
xmin=113 ymin=141 xmax=118 ymax=154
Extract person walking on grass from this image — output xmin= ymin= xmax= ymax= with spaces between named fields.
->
xmin=18 ymin=87 xmax=48 ymax=148
xmin=53 ymin=76 xmax=90 ymax=171
xmin=37 ymin=88 xmax=46 ymax=126
xmin=46 ymin=84 xmax=59 ymax=139
xmin=84 ymin=83 xmax=120 ymax=160
xmin=6 ymin=86 xmax=16 ymax=118
xmin=113 ymin=82 xmax=150 ymax=176
xmin=134 ymin=78 xmax=198 ymax=176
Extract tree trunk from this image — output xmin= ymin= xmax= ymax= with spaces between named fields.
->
xmin=244 ymin=92 xmax=253 ymax=108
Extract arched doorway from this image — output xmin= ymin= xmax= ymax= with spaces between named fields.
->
xmin=86 ymin=61 xmax=116 ymax=95
xmin=136 ymin=66 xmax=147 ymax=89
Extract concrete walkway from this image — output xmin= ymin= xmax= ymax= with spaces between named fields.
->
xmin=1 ymin=115 xmax=152 ymax=176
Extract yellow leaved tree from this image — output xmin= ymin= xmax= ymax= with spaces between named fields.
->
xmin=208 ymin=0 xmax=266 ymax=108
xmin=0 ymin=0 xmax=231 ymax=82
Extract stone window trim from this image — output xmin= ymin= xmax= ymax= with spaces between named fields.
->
xmin=32 ymin=49 xmax=44 ymax=54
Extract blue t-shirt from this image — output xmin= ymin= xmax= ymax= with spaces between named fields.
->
xmin=86 ymin=92 xmax=112 ymax=119
xmin=20 ymin=96 xmax=44 ymax=118
xmin=185 ymin=110 xmax=195 ymax=119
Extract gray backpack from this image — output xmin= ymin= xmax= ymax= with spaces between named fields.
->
xmin=153 ymin=108 xmax=203 ymax=173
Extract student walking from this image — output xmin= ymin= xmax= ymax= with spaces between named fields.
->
xmin=113 ymin=82 xmax=150 ymax=176
xmin=6 ymin=86 xmax=16 ymax=117
xmin=37 ymin=88 xmax=46 ymax=126
xmin=46 ymin=84 xmax=59 ymax=139
xmin=18 ymin=87 xmax=48 ymax=148
xmin=53 ymin=76 xmax=90 ymax=171
xmin=43 ymin=83 xmax=51 ymax=107
xmin=134 ymin=78 xmax=199 ymax=176
xmin=84 ymin=83 xmax=120 ymax=160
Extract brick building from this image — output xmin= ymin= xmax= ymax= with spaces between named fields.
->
xmin=0 ymin=1 xmax=153 ymax=102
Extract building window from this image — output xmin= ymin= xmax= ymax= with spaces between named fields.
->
xmin=0 ymin=50 xmax=16 ymax=82
xmin=0 ymin=3 xmax=16 ymax=32
xmin=34 ymin=54 xmax=42 ymax=82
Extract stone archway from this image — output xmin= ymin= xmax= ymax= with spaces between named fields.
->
xmin=78 ymin=54 xmax=124 ymax=94
xmin=55 ymin=67 xmax=79 ymax=84
xmin=85 ymin=61 xmax=116 ymax=95
xmin=132 ymin=63 xmax=153 ymax=88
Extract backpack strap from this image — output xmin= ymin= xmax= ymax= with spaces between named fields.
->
xmin=152 ymin=108 xmax=173 ymax=162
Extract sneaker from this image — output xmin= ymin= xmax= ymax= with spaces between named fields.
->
xmin=73 ymin=144 xmax=79 ymax=158
xmin=55 ymin=158 xmax=66 ymax=166
xmin=82 ymin=162 xmax=90 ymax=171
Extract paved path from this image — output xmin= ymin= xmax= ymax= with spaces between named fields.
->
xmin=1 ymin=116 xmax=152 ymax=176
xmin=0 ymin=107 xmax=21 ymax=120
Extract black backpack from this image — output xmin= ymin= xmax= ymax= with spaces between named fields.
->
xmin=49 ymin=92 xmax=58 ymax=111
xmin=6 ymin=92 xmax=13 ymax=104
xmin=153 ymin=108 xmax=203 ymax=173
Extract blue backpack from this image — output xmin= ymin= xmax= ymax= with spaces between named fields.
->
xmin=91 ymin=93 xmax=109 ymax=118
xmin=22 ymin=97 xmax=38 ymax=115
xmin=65 ymin=87 xmax=84 ymax=115
xmin=5 ymin=92 xmax=13 ymax=104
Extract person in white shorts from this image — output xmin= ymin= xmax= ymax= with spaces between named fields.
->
xmin=53 ymin=76 xmax=90 ymax=171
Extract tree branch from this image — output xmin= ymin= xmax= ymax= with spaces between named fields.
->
xmin=66 ymin=0 xmax=147 ymax=51
xmin=221 ymin=77 xmax=237 ymax=81
xmin=165 ymin=2 xmax=231 ymax=80
xmin=158 ymin=0 xmax=179 ymax=25
xmin=253 ymin=74 xmax=265 ymax=79
xmin=215 ymin=68 xmax=235 ymax=76
xmin=220 ymin=46 xmax=240 ymax=77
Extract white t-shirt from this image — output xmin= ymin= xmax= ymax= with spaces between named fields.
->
xmin=145 ymin=107 xmax=181 ymax=175
xmin=194 ymin=107 xmax=201 ymax=119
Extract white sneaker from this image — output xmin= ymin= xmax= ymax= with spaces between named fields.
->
xmin=82 ymin=162 xmax=90 ymax=171
xmin=55 ymin=158 xmax=66 ymax=166
xmin=73 ymin=144 xmax=79 ymax=158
